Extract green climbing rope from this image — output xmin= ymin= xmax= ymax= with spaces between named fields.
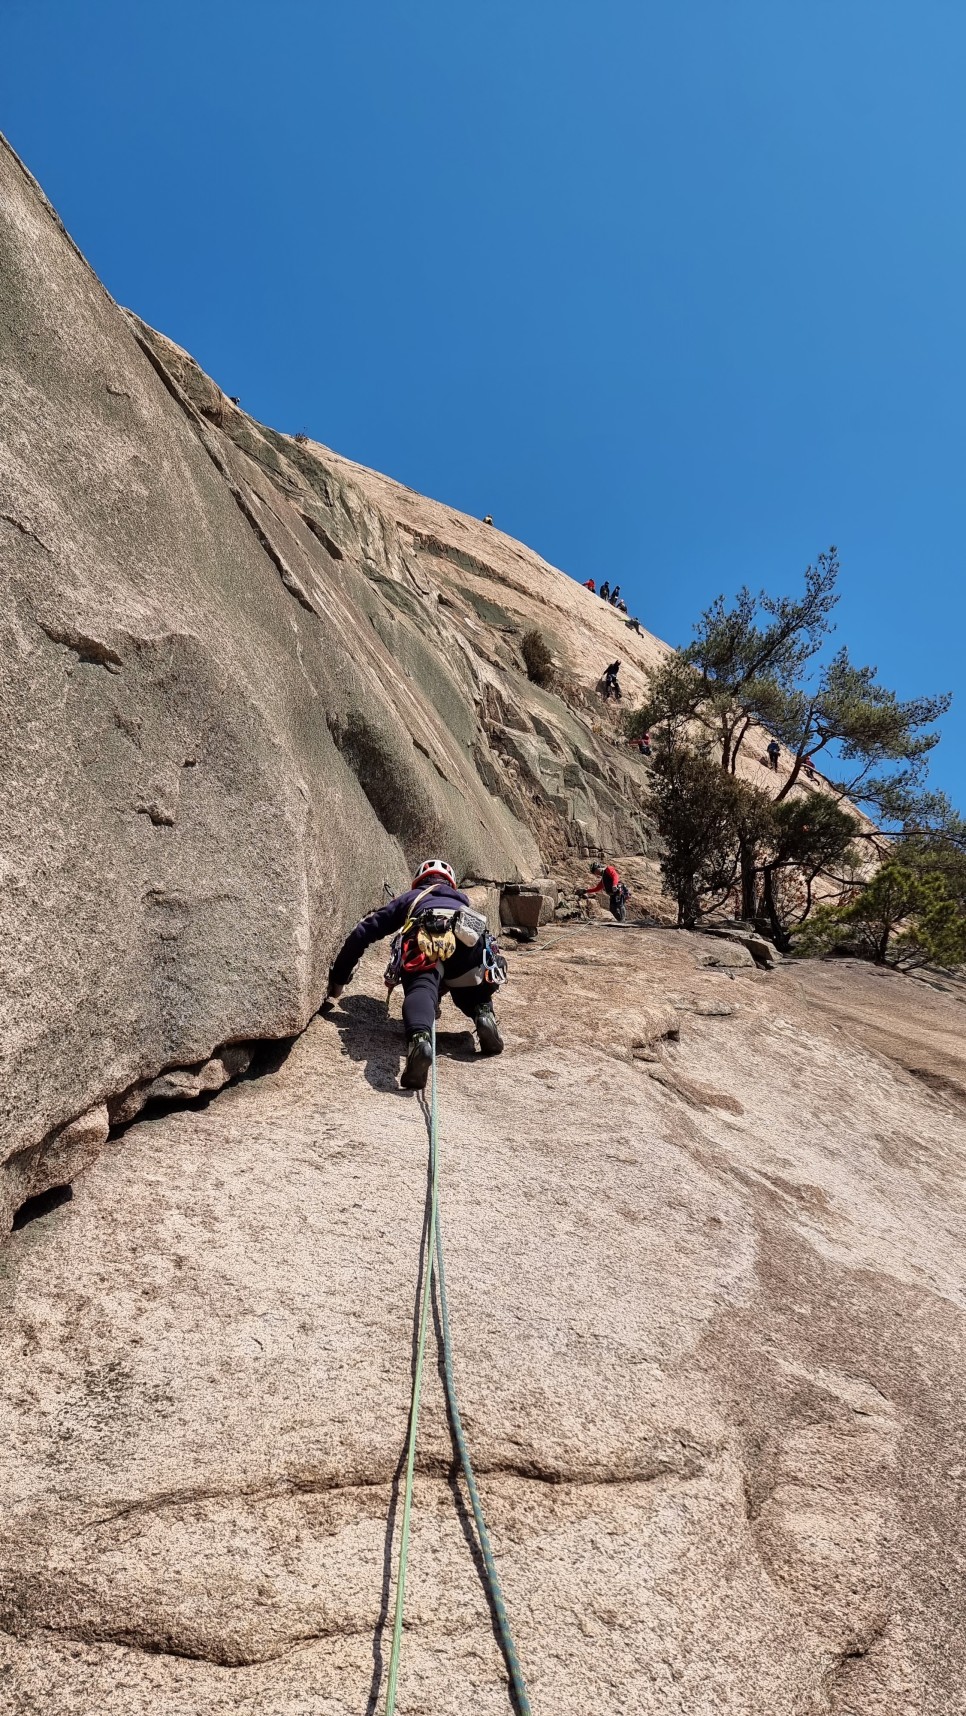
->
xmin=383 ymin=1023 xmax=532 ymax=1716
xmin=435 ymin=1199 xmax=533 ymax=1714
xmin=382 ymin=1032 xmax=440 ymax=1715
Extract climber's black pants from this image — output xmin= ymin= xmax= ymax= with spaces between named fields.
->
xmin=400 ymin=938 xmax=492 ymax=1036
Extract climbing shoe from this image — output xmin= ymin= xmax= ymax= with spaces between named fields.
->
xmin=400 ymin=1031 xmax=433 ymax=1090
xmin=475 ymin=1004 xmax=504 ymax=1057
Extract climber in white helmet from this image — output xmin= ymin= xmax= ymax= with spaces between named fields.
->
xmin=325 ymin=858 xmax=507 ymax=1090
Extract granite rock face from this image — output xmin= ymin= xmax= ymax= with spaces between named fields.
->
xmin=0 ymin=134 xmax=658 ymax=1212
xmin=6 ymin=134 xmax=966 ymax=1716
xmin=2 ymin=930 xmax=965 ymax=1713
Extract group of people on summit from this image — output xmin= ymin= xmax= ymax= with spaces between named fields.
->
xmin=582 ymin=577 xmax=645 ymax=654
xmin=584 ymin=578 xmax=627 ymax=613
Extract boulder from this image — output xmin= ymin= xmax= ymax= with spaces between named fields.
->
xmin=500 ymin=886 xmax=548 ymax=933
xmin=697 ymin=940 xmax=756 ymax=970
xmin=702 ymin=925 xmax=782 ymax=969
xmin=530 ymin=877 xmax=560 ymax=923
xmin=746 ymin=936 xmax=779 ymax=969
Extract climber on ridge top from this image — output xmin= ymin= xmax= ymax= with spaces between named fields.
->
xmin=325 ymin=859 xmax=508 ymax=1090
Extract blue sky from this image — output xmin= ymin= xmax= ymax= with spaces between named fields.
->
xmin=5 ymin=1 xmax=965 ymax=805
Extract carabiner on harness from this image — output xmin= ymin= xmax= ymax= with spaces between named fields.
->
xmin=481 ymin=933 xmax=508 ymax=987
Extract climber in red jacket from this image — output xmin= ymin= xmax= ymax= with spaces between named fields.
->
xmin=579 ymin=861 xmax=630 ymax=922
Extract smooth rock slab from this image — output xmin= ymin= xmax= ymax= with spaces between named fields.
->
xmin=1 ymin=927 xmax=965 ymax=1713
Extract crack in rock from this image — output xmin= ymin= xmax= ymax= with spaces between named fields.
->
xmin=38 ymin=621 xmax=122 ymax=670
xmin=0 ymin=1616 xmax=374 ymax=1671
xmin=68 ymin=1448 xmax=712 ymax=1536
xmin=1 ymin=511 xmax=52 ymax=553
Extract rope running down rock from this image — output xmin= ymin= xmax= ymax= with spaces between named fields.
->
xmin=383 ymin=1023 xmax=532 ymax=1715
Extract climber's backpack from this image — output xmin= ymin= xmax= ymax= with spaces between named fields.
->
xmin=453 ymin=907 xmax=488 ymax=946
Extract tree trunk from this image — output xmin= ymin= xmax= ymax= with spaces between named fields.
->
xmin=730 ymin=717 xmax=752 ymax=774
xmin=738 ymin=832 xmax=757 ymax=921
xmin=761 ymin=865 xmax=792 ymax=952
xmin=678 ymin=883 xmax=698 ymax=929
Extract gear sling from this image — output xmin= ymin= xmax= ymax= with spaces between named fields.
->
xmin=385 ymin=890 xmax=505 ymax=993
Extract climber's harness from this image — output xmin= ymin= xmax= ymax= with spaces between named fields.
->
xmin=384 ymin=890 xmax=507 ymax=993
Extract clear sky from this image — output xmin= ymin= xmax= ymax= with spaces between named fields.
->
xmin=5 ymin=1 xmax=965 ymax=805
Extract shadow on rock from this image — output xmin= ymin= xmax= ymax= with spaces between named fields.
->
xmin=324 ymin=994 xmax=402 ymax=1094
xmin=324 ymin=994 xmax=477 ymax=1094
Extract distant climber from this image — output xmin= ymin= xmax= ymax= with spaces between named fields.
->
xmin=616 ymin=598 xmax=628 ymax=613
xmin=626 ymin=616 xmax=642 ymax=635
xmin=579 ymin=862 xmax=629 ymax=922
xmin=483 ymin=515 xmax=494 ymax=525
xmin=601 ymin=660 xmax=622 ymax=701
xmin=767 ymin=738 xmax=781 ymax=772
xmin=629 ymin=731 xmax=651 ymax=757
xmin=583 ymin=578 xmax=596 ymax=592
xmin=229 ymin=395 xmax=240 ymax=405
xmin=802 ymin=756 xmax=817 ymax=781
xmin=325 ymin=858 xmax=507 ymax=1090
xmin=599 ymin=580 xmax=611 ymax=602
xmin=609 ymin=585 xmax=621 ymax=606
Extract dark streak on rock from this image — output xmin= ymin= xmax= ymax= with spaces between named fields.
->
xmin=129 ymin=326 xmax=319 ymax=618
xmin=824 ymin=1615 xmax=891 ymax=1689
xmin=301 ymin=512 xmax=344 ymax=560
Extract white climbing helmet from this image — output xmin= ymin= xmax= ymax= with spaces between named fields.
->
xmin=412 ymin=857 xmax=457 ymax=888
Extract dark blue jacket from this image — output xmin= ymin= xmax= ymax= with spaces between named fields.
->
xmin=330 ymin=881 xmax=471 ymax=986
